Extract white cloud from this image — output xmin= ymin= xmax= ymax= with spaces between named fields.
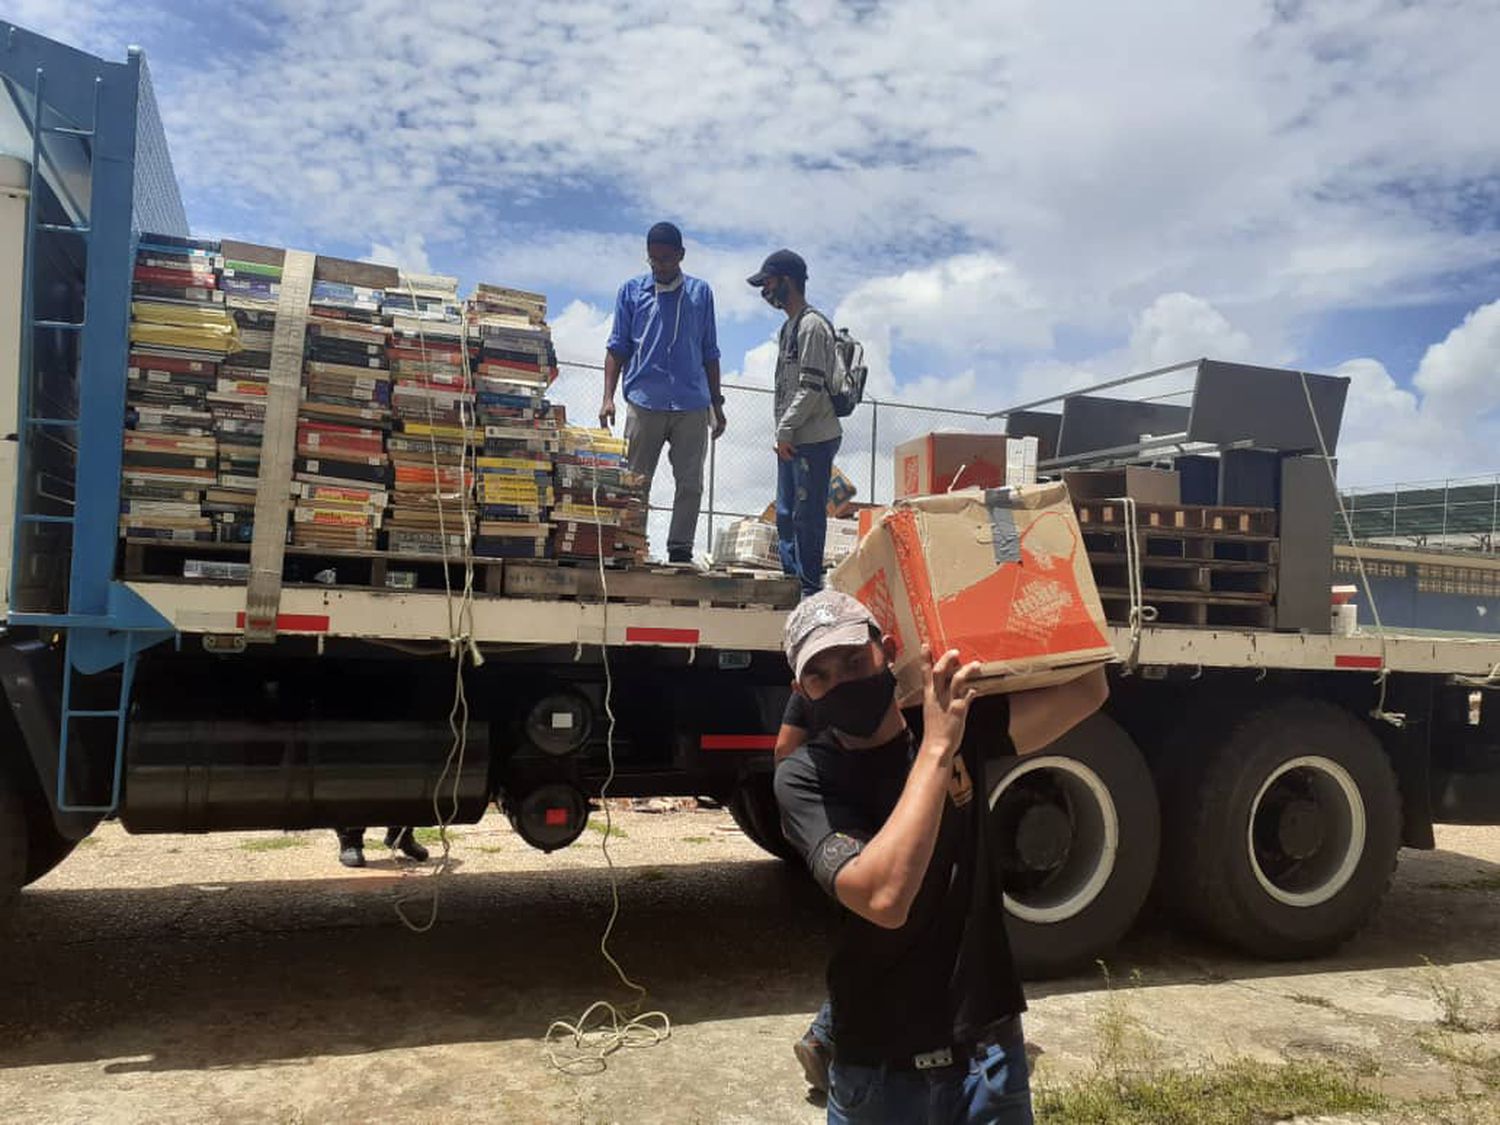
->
xmin=1128 ymin=293 xmax=1254 ymax=371
xmin=365 ymin=234 xmax=432 ymax=276
xmin=1329 ymin=357 xmax=1438 ymax=487
xmin=546 ymin=299 xmax=614 ymax=429
xmin=832 ymin=254 xmax=1052 ymax=401
xmin=86 ymin=0 xmax=1492 ymax=333
xmin=1412 ymin=300 xmax=1500 ymax=423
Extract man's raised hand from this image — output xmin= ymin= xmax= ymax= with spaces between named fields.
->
xmin=920 ymin=645 xmax=981 ymax=763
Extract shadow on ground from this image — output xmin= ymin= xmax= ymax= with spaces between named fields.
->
xmin=0 ymin=844 xmax=1495 ymax=1075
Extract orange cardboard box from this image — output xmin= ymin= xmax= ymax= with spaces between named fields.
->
xmin=893 ymin=432 xmax=1016 ymax=500
xmin=830 ymin=483 xmax=1116 ymax=704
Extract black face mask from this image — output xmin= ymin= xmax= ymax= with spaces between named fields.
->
xmin=762 ymin=278 xmax=791 ymax=310
xmin=809 ymin=667 xmax=897 ymax=738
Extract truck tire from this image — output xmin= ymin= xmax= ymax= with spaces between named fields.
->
xmin=1160 ymin=699 xmax=1401 ymax=960
xmin=0 ymin=769 xmax=27 ymax=913
xmin=729 ymin=773 xmax=799 ymax=863
xmin=988 ymin=713 xmax=1160 ymax=980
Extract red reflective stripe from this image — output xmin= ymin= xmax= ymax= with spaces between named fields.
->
xmin=625 ymin=626 xmax=700 ymax=645
xmin=1334 ymin=654 xmax=1383 ymax=670
xmin=700 ymin=735 xmax=777 ymax=751
xmin=234 ymin=612 xmax=331 ymax=633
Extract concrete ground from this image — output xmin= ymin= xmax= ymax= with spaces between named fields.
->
xmin=0 ymin=810 xmax=1497 ymax=1124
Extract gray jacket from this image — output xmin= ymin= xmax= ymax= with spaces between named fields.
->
xmin=774 ymin=308 xmax=843 ymax=447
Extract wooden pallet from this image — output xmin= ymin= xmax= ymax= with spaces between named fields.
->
xmin=1097 ymin=587 xmax=1276 ymax=630
xmin=123 ymin=538 xmax=509 ymax=594
xmin=1081 ymin=527 xmax=1279 ymax=564
xmin=1074 ymin=500 xmax=1279 ymax=537
xmin=1087 ymin=554 xmax=1277 ymax=598
xmin=503 ymin=558 xmax=799 ymax=609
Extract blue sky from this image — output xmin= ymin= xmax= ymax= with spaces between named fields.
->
xmin=21 ymin=0 xmax=1500 ymax=505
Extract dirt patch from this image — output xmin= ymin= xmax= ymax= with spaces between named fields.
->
xmin=1 ymin=816 xmax=1497 ymax=1122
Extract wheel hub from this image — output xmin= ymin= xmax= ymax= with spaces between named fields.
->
xmin=1275 ymin=797 xmax=1325 ymax=860
xmin=1014 ymin=803 xmax=1072 ymax=870
xmin=990 ymin=756 xmax=1119 ymax=925
xmin=1247 ymin=755 xmax=1367 ymax=908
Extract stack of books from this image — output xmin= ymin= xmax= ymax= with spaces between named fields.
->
xmin=120 ymin=233 xmax=238 ymax=543
xmin=467 ymin=287 xmax=559 ymax=559
xmin=383 ymin=276 xmax=474 ymax=557
xmin=552 ymin=427 xmax=648 ymax=563
xmin=205 ymin=242 xmax=282 ymax=542
xmin=470 ymin=282 xmax=548 ymax=326
xmin=291 ymin=280 xmax=392 ymax=550
xmin=382 ymin=272 xmax=464 ymax=323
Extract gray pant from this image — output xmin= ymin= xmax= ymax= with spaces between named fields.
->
xmin=625 ymin=403 xmax=709 ymax=559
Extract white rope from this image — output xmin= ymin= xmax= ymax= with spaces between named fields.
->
xmin=1298 ymin=370 xmax=1405 ymax=728
xmin=394 ymin=282 xmax=481 ymax=933
xmin=1118 ymin=495 xmax=1157 ymax=672
xmin=543 ymin=427 xmax=669 ymax=1073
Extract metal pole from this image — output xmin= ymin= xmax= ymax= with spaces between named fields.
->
xmin=1490 ymin=475 xmax=1497 ymax=554
xmin=868 ymin=401 xmax=879 ymax=506
xmin=986 ymin=357 xmax=1203 ymax=419
xmin=1441 ymin=479 xmax=1449 ymax=546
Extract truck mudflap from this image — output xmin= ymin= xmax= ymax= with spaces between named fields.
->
xmin=0 ymin=640 xmax=101 ymax=841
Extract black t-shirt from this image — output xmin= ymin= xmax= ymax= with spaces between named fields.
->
xmin=773 ymin=697 xmax=1024 ymax=1065
xmin=782 ymin=691 xmax=814 ymax=730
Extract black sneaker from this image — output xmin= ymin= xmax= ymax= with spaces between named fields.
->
xmin=385 ymin=828 xmax=430 ymax=862
xmin=339 ymin=846 xmax=366 ymax=869
xmin=793 ymin=1032 xmax=830 ymax=1093
xmin=667 ymin=550 xmax=692 ymax=564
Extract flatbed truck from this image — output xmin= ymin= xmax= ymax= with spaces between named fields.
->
xmin=2 ymin=22 xmax=1498 ymax=979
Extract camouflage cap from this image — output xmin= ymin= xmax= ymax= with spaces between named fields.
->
xmin=783 ymin=590 xmax=879 ymax=680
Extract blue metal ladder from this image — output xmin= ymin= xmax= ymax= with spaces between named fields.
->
xmin=9 ymin=50 xmax=171 ymax=814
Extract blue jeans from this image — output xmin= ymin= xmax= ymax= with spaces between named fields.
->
xmin=827 ymin=1022 xmax=1033 ymax=1125
xmin=776 ymin=436 xmax=841 ymax=597
xmin=809 ymin=999 xmax=833 ymax=1046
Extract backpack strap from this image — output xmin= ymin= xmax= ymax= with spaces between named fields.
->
xmin=787 ymin=307 xmax=836 ymax=364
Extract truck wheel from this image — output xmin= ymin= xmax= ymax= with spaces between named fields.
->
xmin=0 ymin=770 xmax=27 ymax=912
xmin=729 ymin=773 xmax=799 ymax=863
xmin=1160 ymin=699 xmax=1401 ymax=960
xmin=988 ymin=713 xmax=1159 ymax=980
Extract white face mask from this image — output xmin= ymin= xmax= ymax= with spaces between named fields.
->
xmin=654 ymin=273 xmax=684 ymax=294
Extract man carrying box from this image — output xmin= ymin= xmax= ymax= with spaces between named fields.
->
xmin=774 ymin=590 xmax=1107 ymax=1123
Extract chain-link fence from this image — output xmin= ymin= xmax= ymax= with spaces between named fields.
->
xmin=550 ymin=362 xmax=1000 ymax=561
xmin=1342 ymin=475 xmax=1500 ymax=552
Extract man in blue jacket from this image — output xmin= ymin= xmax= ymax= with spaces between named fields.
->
xmin=601 ymin=222 xmax=725 ymax=564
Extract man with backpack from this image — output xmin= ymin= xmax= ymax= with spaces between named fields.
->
xmin=749 ymin=249 xmax=857 ymax=598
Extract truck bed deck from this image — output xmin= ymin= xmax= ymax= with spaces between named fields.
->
xmin=121 ymin=567 xmax=1500 ymax=680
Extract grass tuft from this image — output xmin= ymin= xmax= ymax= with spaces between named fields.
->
xmin=1035 ymin=962 xmax=1385 ymax=1124
xmin=240 ymin=836 xmax=306 ymax=852
xmin=1035 ymin=1057 xmax=1387 ymax=1124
